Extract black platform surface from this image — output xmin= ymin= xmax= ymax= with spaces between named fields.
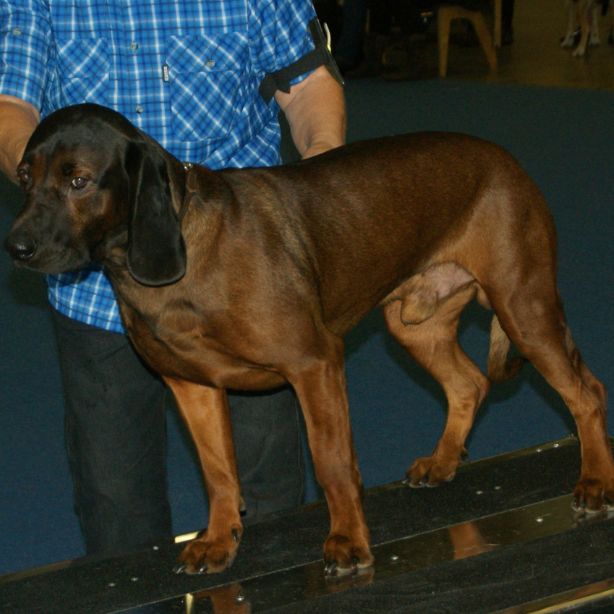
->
xmin=2 ymin=437 xmax=614 ymax=613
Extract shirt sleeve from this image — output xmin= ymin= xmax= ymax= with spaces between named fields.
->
xmin=249 ymin=0 xmax=318 ymax=83
xmin=0 ymin=0 xmax=53 ymax=110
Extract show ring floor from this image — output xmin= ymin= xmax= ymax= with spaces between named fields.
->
xmin=2 ymin=436 xmax=614 ymax=613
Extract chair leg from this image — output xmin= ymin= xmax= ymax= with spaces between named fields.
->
xmin=438 ymin=12 xmax=452 ymax=78
xmin=470 ymin=13 xmax=498 ymax=72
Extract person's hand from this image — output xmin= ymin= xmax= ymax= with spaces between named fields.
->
xmin=0 ymin=96 xmax=39 ymax=183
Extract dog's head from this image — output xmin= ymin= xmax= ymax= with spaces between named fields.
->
xmin=4 ymin=103 xmax=186 ymax=285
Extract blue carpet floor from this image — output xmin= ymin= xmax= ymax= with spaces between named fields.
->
xmin=1 ymin=79 xmax=612 ymax=575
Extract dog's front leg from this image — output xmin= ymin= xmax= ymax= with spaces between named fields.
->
xmin=165 ymin=377 xmax=243 ymax=574
xmin=287 ymin=338 xmax=373 ymax=576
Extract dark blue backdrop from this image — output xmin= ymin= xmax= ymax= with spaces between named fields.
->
xmin=1 ymin=79 xmax=612 ymax=575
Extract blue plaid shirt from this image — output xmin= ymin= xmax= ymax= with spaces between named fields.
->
xmin=0 ymin=0 xmax=317 ymax=331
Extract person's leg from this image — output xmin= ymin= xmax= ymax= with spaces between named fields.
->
xmin=334 ymin=0 xmax=368 ymax=69
xmin=229 ymin=387 xmax=305 ymax=524
xmin=368 ymin=0 xmax=393 ymax=35
xmin=502 ymin=0 xmax=515 ymax=44
xmin=502 ymin=0 xmax=514 ymax=27
xmin=52 ymin=309 xmax=172 ymax=554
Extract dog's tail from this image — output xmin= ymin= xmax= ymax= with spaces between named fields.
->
xmin=487 ymin=315 xmax=526 ymax=382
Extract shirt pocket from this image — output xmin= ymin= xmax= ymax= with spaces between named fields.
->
xmin=56 ymin=38 xmax=110 ymax=105
xmin=166 ymin=33 xmax=248 ymax=143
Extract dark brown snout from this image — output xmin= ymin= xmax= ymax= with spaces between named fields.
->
xmin=4 ymin=189 xmax=92 ymax=274
xmin=4 ymin=229 xmax=37 ymax=263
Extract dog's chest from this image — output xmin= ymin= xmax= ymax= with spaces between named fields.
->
xmin=118 ymin=300 xmax=284 ymax=390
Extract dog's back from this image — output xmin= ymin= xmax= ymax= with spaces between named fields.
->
xmin=218 ymin=133 xmax=550 ymax=333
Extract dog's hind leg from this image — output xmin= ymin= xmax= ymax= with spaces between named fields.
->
xmin=383 ymin=271 xmax=490 ymax=487
xmin=488 ymin=277 xmax=614 ymax=512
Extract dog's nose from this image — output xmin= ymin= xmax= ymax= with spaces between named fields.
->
xmin=4 ymin=233 xmax=37 ymax=261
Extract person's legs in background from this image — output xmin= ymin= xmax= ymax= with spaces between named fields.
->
xmin=334 ymin=0 xmax=368 ymax=72
xmin=53 ymin=310 xmax=172 ymax=554
xmin=502 ymin=0 xmax=515 ymax=44
xmin=231 ymin=388 xmax=305 ymax=524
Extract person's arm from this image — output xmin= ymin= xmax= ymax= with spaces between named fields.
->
xmin=275 ymin=66 xmax=346 ymax=160
xmin=0 ymin=95 xmax=39 ymax=183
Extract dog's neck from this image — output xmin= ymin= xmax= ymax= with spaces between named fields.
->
xmin=177 ymin=162 xmax=195 ymax=222
xmin=94 ymin=227 xmax=128 ymax=269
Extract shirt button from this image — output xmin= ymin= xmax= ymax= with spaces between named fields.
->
xmin=129 ymin=42 xmax=139 ymax=52
xmin=135 ymin=105 xmax=144 ymax=114
xmin=206 ymin=59 xmax=216 ymax=68
xmin=12 ymin=27 xmax=22 ymax=36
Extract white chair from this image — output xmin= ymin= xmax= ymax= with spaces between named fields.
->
xmin=437 ymin=0 xmax=501 ymax=78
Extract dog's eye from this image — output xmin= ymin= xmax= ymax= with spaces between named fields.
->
xmin=71 ymin=177 xmax=89 ymax=190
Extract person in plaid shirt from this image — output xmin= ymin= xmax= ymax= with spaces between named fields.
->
xmin=0 ymin=0 xmax=345 ymax=555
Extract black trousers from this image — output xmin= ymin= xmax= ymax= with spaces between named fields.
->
xmin=52 ymin=310 xmax=304 ymax=555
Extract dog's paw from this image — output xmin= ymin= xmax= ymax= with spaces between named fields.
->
xmin=175 ymin=527 xmax=242 ymax=575
xmin=561 ymin=36 xmax=576 ymax=48
xmin=572 ymin=45 xmax=587 ymax=57
xmin=405 ymin=452 xmax=462 ymax=488
xmin=572 ymin=478 xmax=614 ymax=515
xmin=323 ymin=533 xmax=373 ymax=577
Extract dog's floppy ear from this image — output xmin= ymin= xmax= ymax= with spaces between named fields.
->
xmin=124 ymin=140 xmax=186 ymax=286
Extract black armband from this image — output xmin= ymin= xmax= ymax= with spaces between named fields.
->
xmin=259 ymin=18 xmax=344 ymax=103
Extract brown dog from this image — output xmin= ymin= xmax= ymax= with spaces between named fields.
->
xmin=5 ymin=103 xmax=613 ymax=576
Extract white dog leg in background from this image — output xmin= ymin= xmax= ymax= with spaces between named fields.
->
xmin=589 ymin=3 xmax=601 ymax=45
xmin=561 ymin=0 xmax=579 ymax=47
